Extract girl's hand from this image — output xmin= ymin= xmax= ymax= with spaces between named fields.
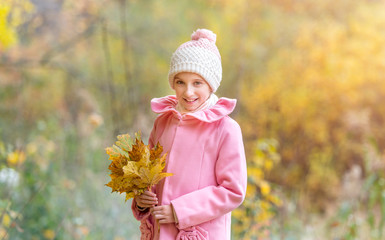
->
xmin=152 ymin=205 xmax=176 ymax=224
xmin=135 ymin=190 xmax=158 ymax=209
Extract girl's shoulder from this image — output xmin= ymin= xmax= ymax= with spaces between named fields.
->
xmin=217 ymin=115 xmax=242 ymax=135
xmin=151 ymin=95 xmax=178 ymax=114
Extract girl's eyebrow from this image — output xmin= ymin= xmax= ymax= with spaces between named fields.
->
xmin=174 ymin=77 xmax=204 ymax=81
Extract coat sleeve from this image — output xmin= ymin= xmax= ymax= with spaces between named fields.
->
xmin=130 ymin=118 xmax=158 ymax=221
xmin=170 ymin=118 xmax=247 ymax=229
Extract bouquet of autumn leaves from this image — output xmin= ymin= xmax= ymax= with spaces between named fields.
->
xmin=105 ymin=132 xmax=172 ymax=201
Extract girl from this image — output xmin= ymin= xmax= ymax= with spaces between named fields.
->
xmin=131 ymin=29 xmax=247 ymax=240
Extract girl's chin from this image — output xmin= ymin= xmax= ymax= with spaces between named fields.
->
xmin=181 ymin=102 xmax=200 ymax=112
xmin=183 ymin=106 xmax=198 ymax=112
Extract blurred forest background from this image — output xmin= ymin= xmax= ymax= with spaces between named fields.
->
xmin=1 ymin=0 xmax=385 ymax=239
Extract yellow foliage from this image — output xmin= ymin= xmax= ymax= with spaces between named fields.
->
xmin=233 ymin=139 xmax=282 ymax=238
xmin=239 ymin=0 xmax=385 ymax=212
xmin=0 ymin=0 xmax=34 ymax=50
xmin=105 ymin=133 xmax=172 ymax=201
xmin=247 ymin=167 xmax=263 ymax=181
xmin=246 ymin=184 xmax=256 ymax=196
xmin=2 ymin=213 xmax=11 ymax=228
xmin=266 ymin=194 xmax=283 ymax=207
xmin=43 ymin=229 xmax=55 ymax=240
xmin=0 ymin=5 xmax=16 ymax=48
xmin=260 ymin=180 xmax=271 ymax=196
xmin=7 ymin=151 xmax=26 ymax=165
xmin=232 ymin=208 xmax=243 ymax=219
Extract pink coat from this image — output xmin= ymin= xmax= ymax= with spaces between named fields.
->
xmin=132 ymin=95 xmax=247 ymax=240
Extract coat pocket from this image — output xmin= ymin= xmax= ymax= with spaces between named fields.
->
xmin=176 ymin=226 xmax=209 ymax=240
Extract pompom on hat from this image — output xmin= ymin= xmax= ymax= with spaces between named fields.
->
xmin=168 ymin=29 xmax=222 ymax=92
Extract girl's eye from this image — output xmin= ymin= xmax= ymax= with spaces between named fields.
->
xmin=175 ymin=80 xmax=184 ymax=85
xmin=194 ymin=81 xmax=202 ymax=86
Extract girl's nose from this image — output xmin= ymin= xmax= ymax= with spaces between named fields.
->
xmin=185 ymin=85 xmax=194 ymax=96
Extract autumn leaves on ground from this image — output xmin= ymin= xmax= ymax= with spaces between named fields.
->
xmin=1 ymin=0 xmax=385 ymax=239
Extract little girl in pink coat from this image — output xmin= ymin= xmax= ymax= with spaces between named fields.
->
xmin=131 ymin=29 xmax=247 ymax=240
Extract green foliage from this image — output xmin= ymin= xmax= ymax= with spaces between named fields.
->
xmin=322 ymin=142 xmax=385 ymax=240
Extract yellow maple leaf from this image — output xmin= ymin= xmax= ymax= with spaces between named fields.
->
xmin=105 ymin=132 xmax=172 ymax=201
xmin=123 ymin=162 xmax=140 ymax=177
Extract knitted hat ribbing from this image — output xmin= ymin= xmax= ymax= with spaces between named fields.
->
xmin=168 ymin=29 xmax=222 ymax=92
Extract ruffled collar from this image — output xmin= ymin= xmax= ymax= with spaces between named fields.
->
xmin=151 ymin=95 xmax=237 ymax=123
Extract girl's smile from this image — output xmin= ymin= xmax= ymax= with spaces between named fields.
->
xmin=174 ymin=72 xmax=212 ymax=112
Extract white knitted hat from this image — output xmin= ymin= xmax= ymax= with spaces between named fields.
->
xmin=168 ymin=29 xmax=222 ymax=92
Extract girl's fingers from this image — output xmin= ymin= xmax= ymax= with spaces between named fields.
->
xmin=152 ymin=206 xmax=162 ymax=211
xmin=143 ymin=190 xmax=156 ymax=197
xmin=152 ymin=206 xmax=165 ymax=216
xmin=138 ymin=198 xmax=157 ymax=205
xmin=140 ymin=200 xmax=157 ymax=206
xmin=140 ymin=195 xmax=158 ymax=201
xmin=151 ymin=205 xmax=175 ymax=224
xmin=138 ymin=197 xmax=157 ymax=204
xmin=153 ymin=213 xmax=173 ymax=223
xmin=151 ymin=207 xmax=160 ymax=216
xmin=153 ymin=213 xmax=164 ymax=221
xmin=137 ymin=193 xmax=158 ymax=204
xmin=138 ymin=192 xmax=158 ymax=204
xmin=137 ymin=195 xmax=158 ymax=208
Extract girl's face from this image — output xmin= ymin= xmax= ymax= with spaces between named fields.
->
xmin=174 ymin=72 xmax=212 ymax=112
